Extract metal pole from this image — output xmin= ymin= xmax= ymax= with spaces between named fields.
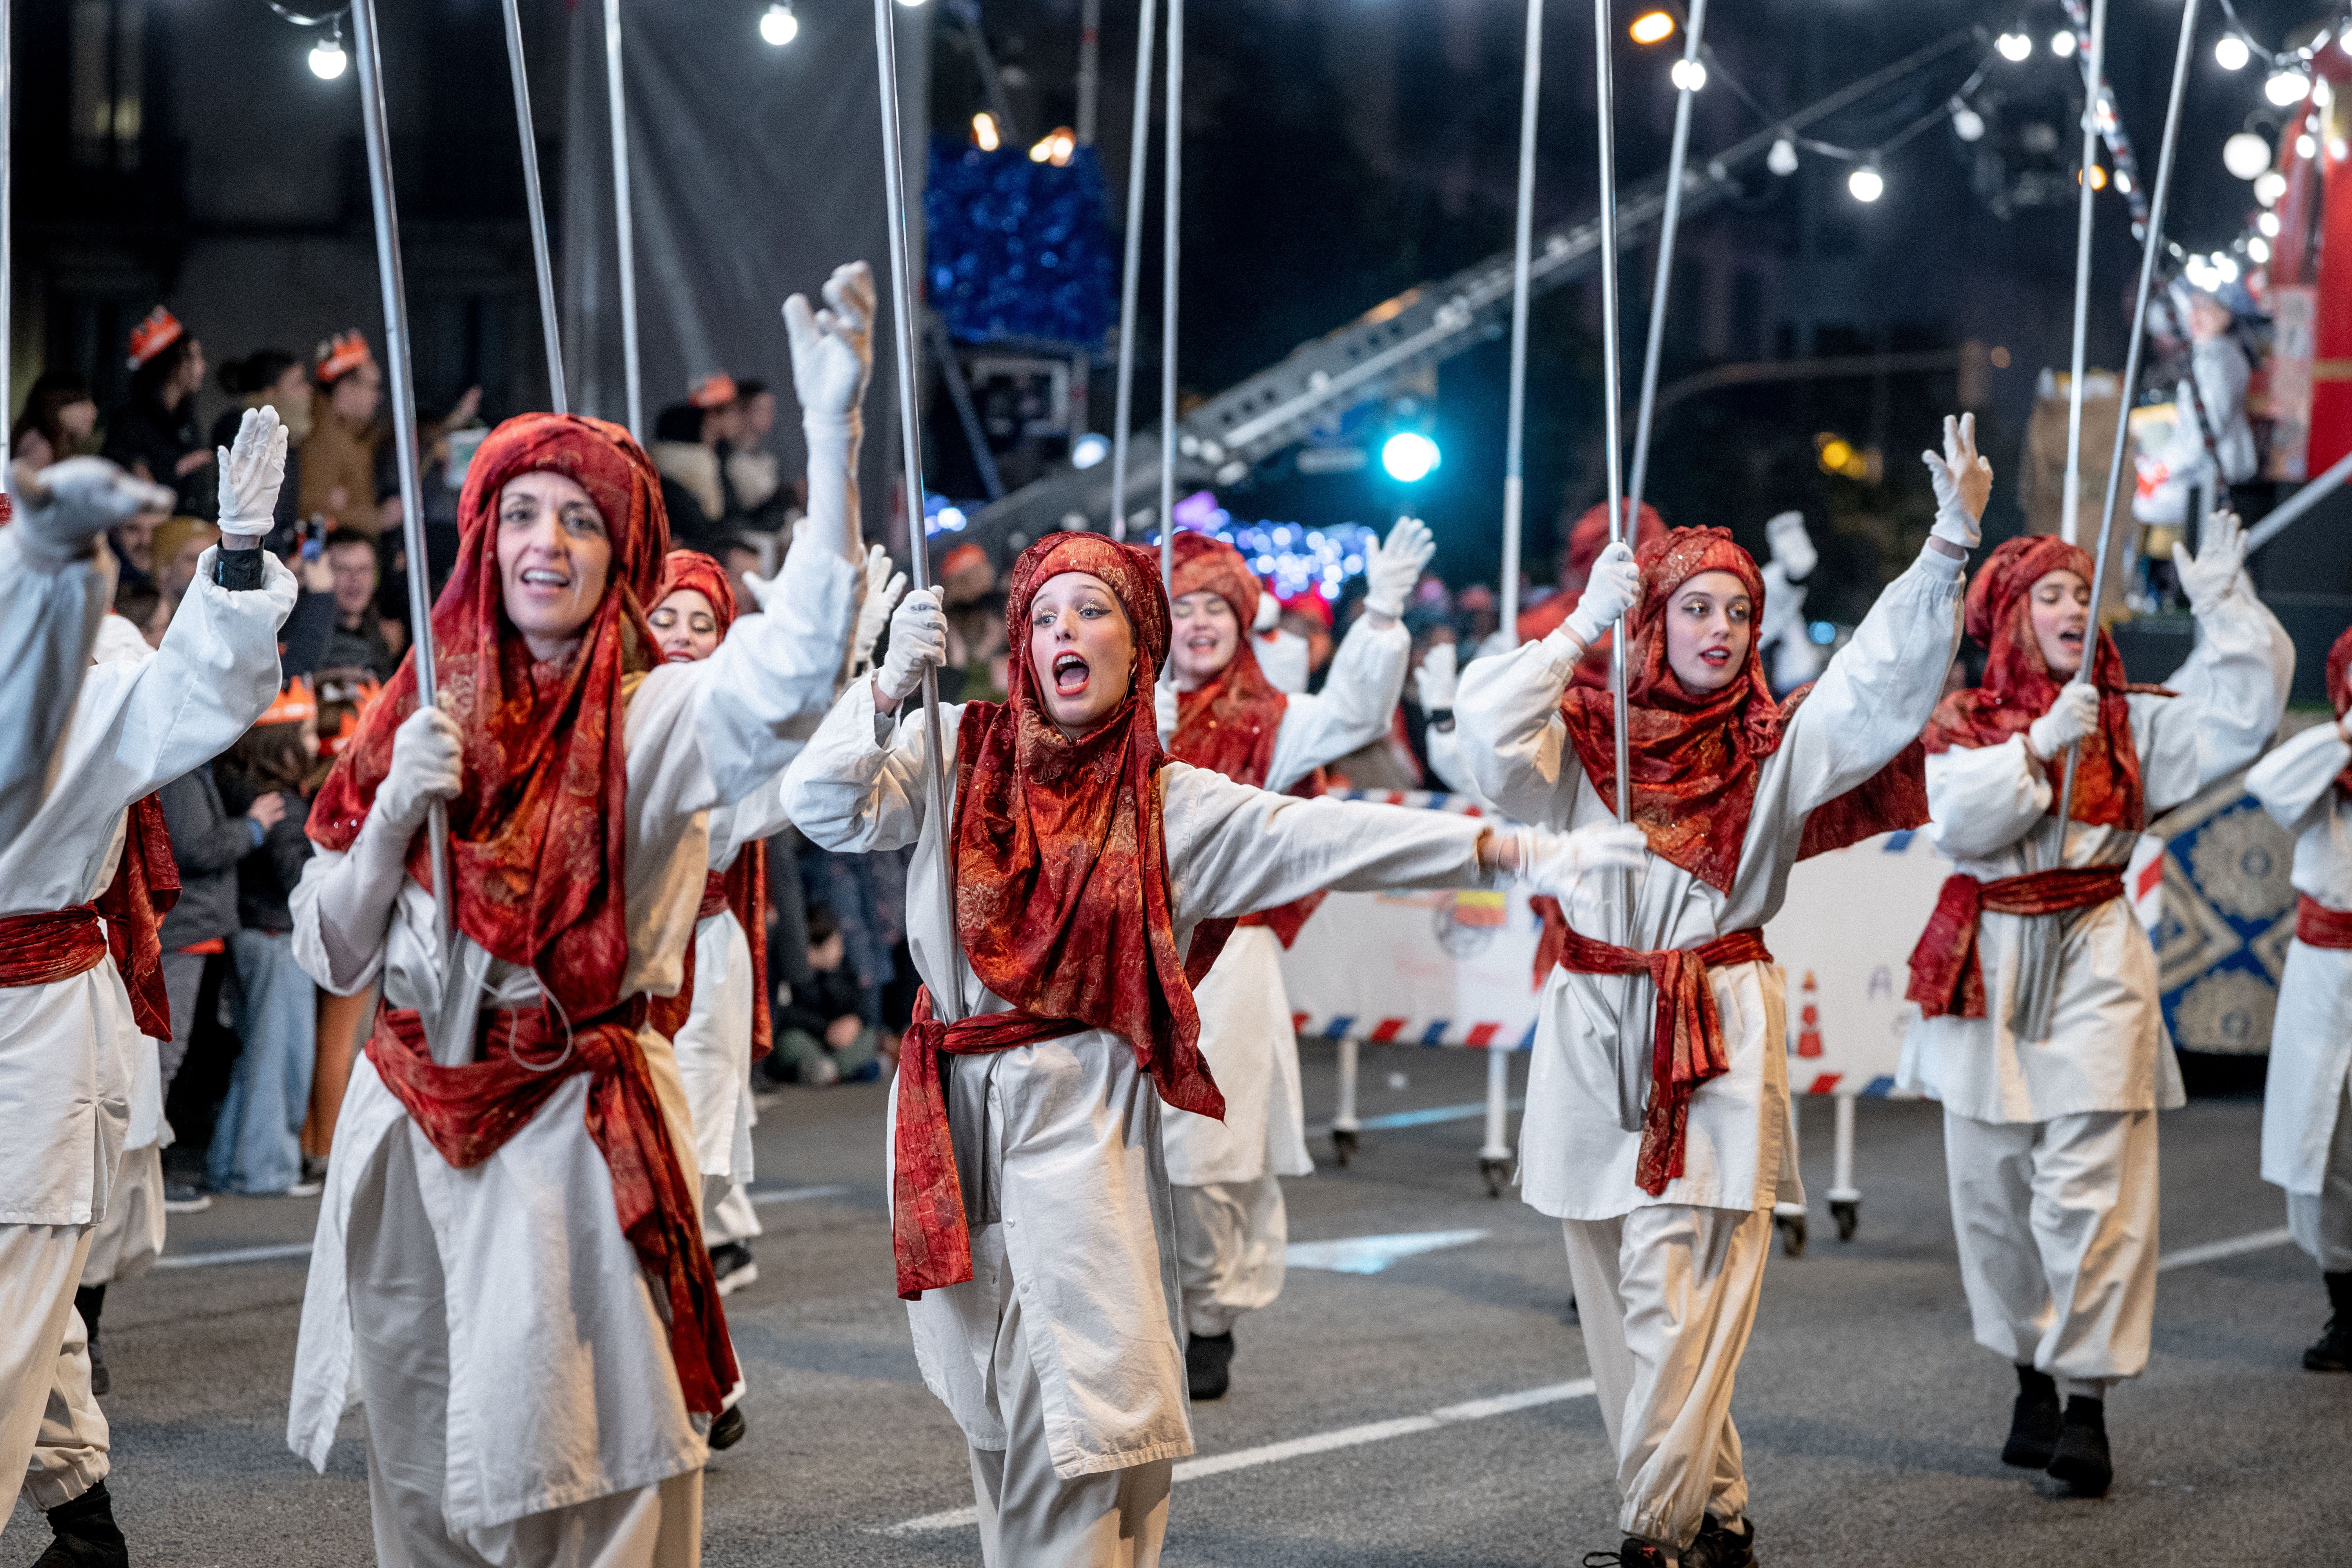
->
xmin=1499 ymin=0 xmax=1545 ymax=648
xmin=1593 ymin=0 xmax=1630 ymax=828
xmin=2245 ymin=445 xmax=2352 ymax=553
xmin=1624 ymin=0 xmax=1706 ymax=521
xmin=604 ymin=0 xmax=643 ymax=441
xmin=873 ymin=0 xmax=971 ymax=1020
xmin=1077 ymin=0 xmax=1102 ymax=146
xmin=2059 ymin=0 xmax=2197 ymax=841
xmin=348 ymin=0 xmax=454 ymax=962
xmin=1158 ymin=0 xmax=1183 ymax=584
xmin=502 ymin=0 xmax=566 ymax=414
xmin=1108 ymin=0 xmax=1158 ymax=540
xmin=2058 ymin=0 xmax=2108 ymax=545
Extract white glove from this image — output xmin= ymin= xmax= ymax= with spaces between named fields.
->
xmin=215 ymin=405 xmax=290 ymax=537
xmin=876 ymin=586 xmax=947 ymax=706
xmin=377 ymin=706 xmax=463 ymax=835
xmin=2173 ymin=509 xmax=2247 ymax=614
xmin=785 ymin=261 xmax=877 ymax=431
xmin=1562 ymin=539 xmax=1642 ymax=649
xmin=2026 ymin=681 xmax=2101 ymax=760
xmin=1510 ymin=822 xmax=1650 ymax=900
xmin=8 ymin=457 xmax=172 ymax=563
xmin=1765 ymin=510 xmax=1816 ymax=581
xmin=1253 ymin=593 xmax=1280 ymax=633
xmin=1362 ymin=515 xmax=1435 ymax=620
xmin=851 ymin=545 xmax=908 ymax=674
xmin=1414 ymin=641 xmax=1459 ymax=713
xmin=1155 ymin=671 xmax=1180 ymax=744
xmin=1922 ymin=412 xmax=1992 ymax=552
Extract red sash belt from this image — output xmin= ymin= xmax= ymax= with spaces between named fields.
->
xmin=1552 ymin=925 xmax=1775 ymax=1197
xmin=0 ymin=908 xmax=109 ymax=987
xmin=1904 ymin=867 xmax=2125 ymax=1023
xmin=891 ymin=986 xmax=1085 ymax=1300
xmin=363 ymin=999 xmax=739 ymax=1415
xmin=2296 ymin=893 xmax=2352 ymax=949
xmin=696 ymin=871 xmax=730 ymax=922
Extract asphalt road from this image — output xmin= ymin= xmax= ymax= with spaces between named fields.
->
xmin=8 ymin=1043 xmax=2343 ymax=1567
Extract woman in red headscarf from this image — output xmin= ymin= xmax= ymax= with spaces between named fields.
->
xmin=283 ymin=410 xmax=863 ymax=1566
xmin=1455 ymin=415 xmax=1992 ymax=1568
xmin=782 ymin=531 xmax=1632 ymax=1567
xmin=1150 ymin=517 xmax=1429 ymax=1400
xmin=1899 ymin=511 xmax=2288 ymax=1497
xmin=2249 ymin=626 xmax=2352 ymax=1376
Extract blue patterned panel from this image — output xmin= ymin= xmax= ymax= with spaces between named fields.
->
xmin=2147 ymin=759 xmax=2303 ymax=1055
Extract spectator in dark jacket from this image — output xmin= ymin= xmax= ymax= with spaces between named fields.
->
xmin=103 ymin=309 xmax=217 ymax=519
xmin=760 ymin=903 xmax=880 ymax=1086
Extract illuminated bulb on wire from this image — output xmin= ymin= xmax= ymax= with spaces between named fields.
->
xmin=2268 ymin=69 xmax=2311 ymax=106
xmin=2223 ymin=131 xmax=2272 ymax=180
xmin=972 ymin=111 xmax=1000 ymax=151
xmin=2215 ymin=33 xmax=2250 ymax=71
xmin=308 ymin=26 xmax=347 ymax=80
xmin=1996 ymin=29 xmax=2033 ymax=63
xmin=1670 ymin=58 xmax=1706 ymax=92
xmin=759 ymin=3 xmax=798 ymax=45
xmin=2214 ymin=255 xmax=2240 ymax=284
xmin=1766 ymin=137 xmax=1799 ymax=176
xmin=2298 ymin=132 xmax=2318 ymax=159
xmin=2051 ymin=30 xmax=2076 ymax=58
xmin=1952 ymin=104 xmax=1986 ymax=143
xmin=1847 ymin=164 xmax=1885 ymax=203
xmin=2249 ymin=235 xmax=2272 ymax=264
xmin=2259 ymin=209 xmax=2282 ymax=236
xmin=2256 ymin=170 xmax=2287 ymax=205
xmin=1629 ymin=11 xmax=1675 ymax=45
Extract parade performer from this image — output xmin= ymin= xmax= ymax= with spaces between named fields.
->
xmin=0 ymin=411 xmax=296 ymax=1566
xmin=1150 ymin=518 xmax=1432 ymax=1399
xmin=1752 ymin=511 xmax=1826 ymax=697
xmin=1456 ymin=415 xmax=1994 ymax=1568
xmin=2241 ymin=626 xmax=2352 ymax=1372
xmin=285 ymin=411 xmax=860 ymax=1567
xmin=1899 ymin=511 xmax=2290 ymax=1496
xmin=782 ymin=532 xmax=1639 ymax=1567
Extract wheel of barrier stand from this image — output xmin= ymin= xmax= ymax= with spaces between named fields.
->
xmin=1479 ymin=1155 xmax=1508 ymax=1198
xmin=1331 ymin=1128 xmax=1358 ymax=1167
xmin=1774 ymin=1210 xmax=1808 ymax=1259
xmin=1830 ymin=1198 xmax=1859 ymax=1242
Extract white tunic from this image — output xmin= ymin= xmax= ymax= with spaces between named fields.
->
xmin=0 ymin=549 xmax=296 ymax=1226
xmin=2246 ymin=720 xmax=2352 ymax=1196
xmin=679 ymin=773 xmax=798 ymax=1187
xmin=1897 ymin=579 xmax=2291 ymax=1125
xmin=1161 ymin=615 xmax=1410 ymax=1187
xmin=285 ymin=546 xmax=857 ymax=1527
xmin=0 ymin=513 xmax=116 ymax=853
xmin=1456 ymin=546 xmax=1965 ymax=1221
xmin=781 ymin=680 xmax=1499 ymax=1477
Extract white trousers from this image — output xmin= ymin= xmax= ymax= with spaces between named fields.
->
xmin=1560 ymin=1206 xmax=1768 ymax=1552
xmin=81 ymin=1143 xmax=166 ymax=1287
xmin=1 ymin=1223 xmax=106 ymax=1537
xmin=1943 ymin=1108 xmax=2158 ymax=1385
xmin=348 ymin=1131 xmax=702 ymax=1568
xmin=967 ymin=1226 xmax=1172 ymax=1568
xmin=702 ymin=1180 xmax=761 ymax=1249
xmin=1170 ymin=1174 xmax=1286 ymax=1338
xmin=2287 ymin=1077 xmax=2352 ymax=1273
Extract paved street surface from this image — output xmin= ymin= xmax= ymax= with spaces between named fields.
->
xmin=9 ymin=1043 xmax=2345 ymax=1566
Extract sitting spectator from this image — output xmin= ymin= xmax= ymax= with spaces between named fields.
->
xmin=762 ymin=903 xmax=881 ymax=1087
xmin=103 ymin=307 xmax=217 ymax=517
xmin=209 ymin=683 xmax=326 ymax=1196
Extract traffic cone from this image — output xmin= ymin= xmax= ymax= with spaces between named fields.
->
xmin=1797 ymin=970 xmax=1824 ymax=1058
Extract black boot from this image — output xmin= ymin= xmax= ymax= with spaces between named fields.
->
xmin=74 ymin=1286 xmax=108 ymax=1398
xmin=1686 ymin=1512 xmax=1756 ymax=1568
xmin=34 ymin=1479 xmax=127 ymax=1568
xmin=707 ymin=1403 xmax=747 ymax=1452
xmin=1185 ymin=1332 xmax=1234 ymax=1402
xmin=2045 ymin=1394 xmax=2112 ymax=1497
xmin=1581 ymin=1539 xmax=1672 ymax=1568
xmin=2305 ymin=1271 xmax=2352 ymax=1372
xmin=2000 ymin=1365 xmax=2060 ymax=1468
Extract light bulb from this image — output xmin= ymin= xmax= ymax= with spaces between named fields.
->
xmin=309 ymin=34 xmax=348 ymax=80
xmin=1379 ymin=432 xmax=1441 ymax=484
xmin=2248 ymin=235 xmax=2272 ymax=264
xmin=2214 ymin=256 xmax=2240 ymax=284
xmin=1670 ymin=58 xmax=1706 ymax=92
xmin=1847 ymin=164 xmax=1885 ymax=203
xmin=2214 ymin=34 xmax=2250 ymax=71
xmin=972 ymin=112 xmax=1000 ymax=151
xmin=2259 ymin=210 xmax=2282 ymax=236
xmin=759 ymin=4 xmax=798 ymax=45
xmin=1997 ymin=30 xmax=2033 ymax=64
xmin=2223 ymin=131 xmax=2272 ymax=180
xmin=2267 ymin=69 xmax=2311 ymax=107
xmin=1766 ymin=137 xmax=1799 ymax=176
xmin=1071 ymin=433 xmax=1109 ymax=469
xmin=2256 ymin=170 xmax=2287 ymax=205
xmin=1952 ymin=105 xmax=1986 ymax=143
xmin=2298 ymin=132 xmax=2318 ymax=159
xmin=2051 ymin=30 xmax=2077 ymax=58
xmin=1629 ymin=11 xmax=1675 ymax=45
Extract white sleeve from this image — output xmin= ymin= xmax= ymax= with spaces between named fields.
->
xmin=1451 ymin=635 xmax=1592 ymax=830
xmin=690 ymin=542 xmax=860 ymax=803
xmin=1264 ymin=615 xmax=1409 ymax=791
xmin=1422 ymin=722 xmax=1484 ymax=803
xmin=290 ymin=843 xmax=392 ymax=996
xmin=706 ymin=767 xmax=799 ymax=869
xmin=780 ymin=678 xmax=965 ymax=854
xmin=1925 ymin=737 xmax=2051 ymax=862
xmin=2245 ymin=721 xmax=2348 ymax=837
xmin=2131 ymin=580 xmax=2294 ymax=815
xmin=0 ymin=526 xmax=114 ymax=851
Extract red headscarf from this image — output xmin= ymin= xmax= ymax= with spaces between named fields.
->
xmin=1555 ymin=526 xmax=1925 ymax=892
xmin=1922 ymin=534 xmax=2163 ymax=831
xmin=652 ymin=548 xmax=737 ymax=649
xmin=310 ymin=413 xmax=668 ymax=1020
xmin=1517 ymin=503 xmax=1669 ymax=687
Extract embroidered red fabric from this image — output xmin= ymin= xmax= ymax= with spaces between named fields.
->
xmin=0 ymin=909 xmax=108 ymax=988
xmin=1550 ymin=924 xmax=1774 ymax=1196
xmin=1903 ymin=866 xmax=2126 ymax=1020
xmin=0 ymin=795 xmax=180 ymax=1039
xmin=2296 ymin=893 xmax=2352 ymax=949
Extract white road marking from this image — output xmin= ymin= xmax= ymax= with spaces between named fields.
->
xmin=880 ymin=1378 xmax=1597 ymax=1534
xmin=154 ymin=1242 xmax=313 ymax=1270
xmin=2157 ymin=1226 xmax=2296 ymax=1272
xmin=1284 ymin=1228 xmax=1491 ymax=1275
xmin=748 ymin=1183 xmax=849 ymax=1207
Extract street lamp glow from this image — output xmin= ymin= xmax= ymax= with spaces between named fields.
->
xmin=2214 ymin=34 xmax=2250 ymax=71
xmin=308 ymin=33 xmax=348 ymax=80
xmin=2223 ymin=131 xmax=2272 ymax=180
xmin=1996 ymin=30 xmax=2033 ymax=63
xmin=1629 ymin=11 xmax=1675 ymax=45
xmin=1670 ymin=58 xmax=1707 ymax=92
xmin=759 ymin=4 xmax=798 ymax=45
xmin=2051 ymin=30 xmax=2077 ymax=58
xmin=1380 ymin=432 xmax=1441 ymax=483
xmin=1071 ymin=432 xmax=1109 ymax=470
xmin=2267 ymin=69 xmax=2311 ymax=106
xmin=1847 ymin=164 xmax=1885 ymax=203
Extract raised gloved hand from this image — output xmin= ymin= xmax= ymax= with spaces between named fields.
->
xmin=2173 ymin=508 xmax=2247 ymax=614
xmin=785 ymin=261 xmax=877 ymax=430
xmin=1507 ymin=822 xmax=1650 ymax=899
xmin=1253 ymin=592 xmax=1281 ymax=633
xmin=1362 ymin=515 xmax=1435 ymax=620
xmin=1414 ymin=641 xmax=1459 ymax=713
xmin=1765 ymin=510 xmax=1817 ymax=581
xmin=876 ymin=586 xmax=946 ymax=707
xmin=1923 ymin=412 xmax=1992 ymax=553
xmin=377 ymin=706 xmax=463 ymax=835
xmin=2027 ymin=681 xmax=2101 ymax=762
xmin=215 ymin=405 xmax=290 ymax=537
xmin=10 ymin=457 xmax=173 ymax=555
xmin=1155 ymin=670 xmax=1181 ymax=745
xmin=851 ymin=545 xmax=908 ymax=675
xmin=1562 ymin=539 xmax=1642 ymax=650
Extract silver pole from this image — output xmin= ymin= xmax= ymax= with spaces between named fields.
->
xmin=348 ymin=0 xmax=454 ymax=962
xmin=502 ymin=0 xmax=566 ymax=414
xmin=1594 ymin=0 xmax=1630 ymax=827
xmin=1499 ymin=0 xmax=1544 ymax=648
xmin=604 ymin=0 xmax=644 ymax=440
xmin=1159 ymin=0 xmax=1183 ymax=586
xmin=1077 ymin=0 xmax=1102 ymax=146
xmin=873 ymin=0 xmax=971 ymax=1020
xmin=2058 ymin=0 xmax=2108 ymax=545
xmin=1109 ymin=0 xmax=1158 ymax=540
xmin=2245 ymin=445 xmax=2352 ymax=554
xmin=1624 ymin=0 xmax=1706 ymax=521
xmin=2059 ymin=0 xmax=2198 ymax=843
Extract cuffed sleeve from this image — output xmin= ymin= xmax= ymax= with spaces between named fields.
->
xmin=780 ymin=679 xmax=965 ymax=855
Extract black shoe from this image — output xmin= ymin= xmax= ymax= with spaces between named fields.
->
xmin=709 ymin=1242 xmax=759 ymax=1299
xmin=161 ymin=1177 xmax=211 ymax=1214
xmin=708 ymin=1403 xmax=747 ymax=1452
xmin=1185 ymin=1331 xmax=1234 ymax=1402
xmin=2000 ymin=1365 xmax=2061 ymax=1468
xmin=74 ymin=1286 xmax=108 ymax=1398
xmin=1582 ymin=1540 xmax=1672 ymax=1568
xmin=2306 ymin=1270 xmax=2352 ymax=1372
xmin=35 ymin=1480 xmax=127 ymax=1568
xmin=2046 ymin=1394 xmax=2112 ymax=1497
xmin=1686 ymin=1513 xmax=1756 ymax=1568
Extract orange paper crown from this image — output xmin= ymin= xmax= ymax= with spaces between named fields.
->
xmin=315 ymin=330 xmax=374 ymax=385
xmin=256 ymin=676 xmax=317 ymax=728
xmin=127 ymin=307 xmax=186 ymax=370
xmin=689 ymin=371 xmax=739 ymax=409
